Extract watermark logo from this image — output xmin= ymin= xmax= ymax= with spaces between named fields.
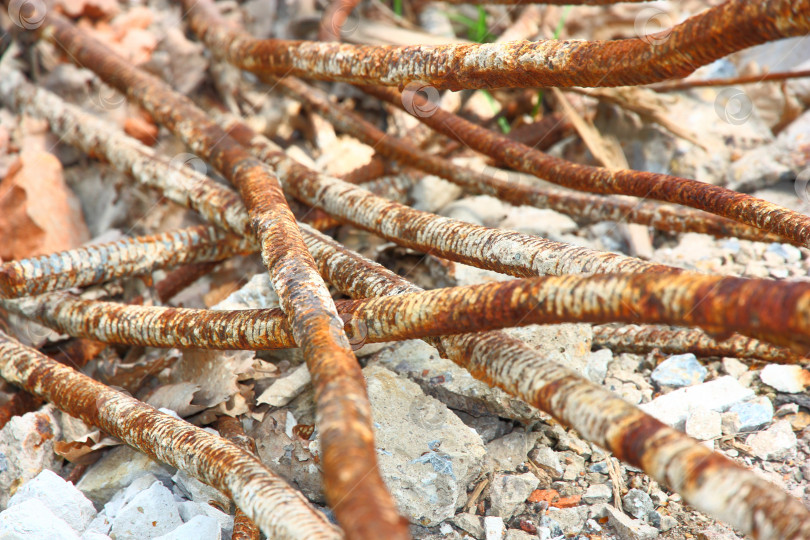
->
xmin=401 ymin=81 xmax=441 ymax=118
xmin=325 ymin=4 xmax=360 ymax=39
xmin=481 ymin=164 xmax=523 ymax=203
xmin=714 ymin=87 xmax=753 ymax=125
xmin=634 ymin=6 xmax=674 ymax=46
xmin=8 ymin=0 xmax=46 ymax=30
xmin=339 ymin=312 xmax=368 ymax=351
xmin=167 ymin=152 xmax=208 ymax=192
xmin=87 ymin=82 xmax=126 ymax=112
xmin=407 ymin=396 xmax=446 ymax=430
xmin=794 ymin=167 xmax=810 ymax=212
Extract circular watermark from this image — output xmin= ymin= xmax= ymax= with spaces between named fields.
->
xmin=406 ymin=396 xmax=446 ymax=431
xmin=794 ymin=167 xmax=810 ymax=212
xmin=167 ymin=152 xmax=208 ymax=192
xmin=17 ymin=319 xmax=56 ymax=348
xmin=339 ymin=312 xmax=368 ymax=351
xmin=326 ymin=4 xmax=360 ymax=39
xmin=634 ymin=6 xmax=674 ymax=46
xmin=8 ymin=0 xmax=46 ymax=30
xmin=714 ymin=87 xmax=753 ymax=125
xmin=86 ymin=82 xmax=126 ymax=112
xmin=401 ymin=81 xmax=441 ymax=118
xmin=480 ymin=164 xmax=524 ymax=203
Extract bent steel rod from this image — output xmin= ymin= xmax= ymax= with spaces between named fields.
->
xmin=181 ymin=0 xmax=810 ymax=90
xmin=39 ymin=12 xmax=408 ymax=539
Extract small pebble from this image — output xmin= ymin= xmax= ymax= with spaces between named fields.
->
xmin=728 ymin=398 xmax=773 ymax=432
xmin=622 ymin=489 xmax=654 ymax=520
xmin=651 ymin=354 xmax=707 ymax=388
xmin=484 ymin=516 xmax=505 ymax=540
xmin=746 ymin=420 xmax=797 ymax=461
xmin=685 ymin=408 xmax=722 ymax=440
xmin=760 ymin=365 xmax=810 ymax=393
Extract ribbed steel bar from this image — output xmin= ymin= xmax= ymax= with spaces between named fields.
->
xmin=0 ymin=225 xmax=251 ymax=299
xmin=294 ymin=228 xmax=810 ymax=540
xmin=0 ymin=330 xmax=343 ymax=540
xmin=12 ymin=271 xmax=810 ymax=354
xmin=214 ymin=416 xmax=261 ymax=540
xmin=211 ymin=109 xmax=671 ymax=277
xmin=593 ymin=324 xmax=805 ymax=364
xmin=269 ymin=75 xmax=784 ymax=244
xmin=0 ymin=66 xmax=668 ymax=310
xmin=181 ymin=0 xmax=810 ymax=90
xmin=363 ymin=84 xmax=810 ymax=248
xmin=41 ymin=15 xmax=409 ymax=539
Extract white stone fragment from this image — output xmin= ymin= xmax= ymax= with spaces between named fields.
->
xmin=77 ymin=446 xmax=175 ymax=506
xmin=745 ymin=420 xmax=798 ymax=461
xmin=639 ymin=376 xmax=753 ymax=429
xmin=0 ymin=498 xmax=80 ymax=540
xmin=484 ymin=516 xmax=505 ymax=540
xmin=103 ymin=474 xmax=162 ymax=520
xmin=760 ymin=365 xmax=810 ymax=393
xmin=488 ymin=472 xmax=539 ymax=518
xmin=154 ymin=515 xmax=220 ymax=540
xmin=110 ymin=481 xmax=183 ymax=539
xmin=175 ymin=501 xmax=233 ymax=539
xmin=171 ymin=470 xmax=230 ymax=511
xmin=8 ymin=469 xmax=96 ymax=533
xmin=0 ymin=407 xmax=62 ymax=508
xmin=80 ymin=531 xmax=112 ymax=540
xmin=685 ymin=407 xmax=722 ymax=440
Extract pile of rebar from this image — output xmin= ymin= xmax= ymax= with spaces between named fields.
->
xmin=0 ymin=0 xmax=809 ymax=538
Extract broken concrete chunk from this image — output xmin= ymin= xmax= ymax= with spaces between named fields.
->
xmin=8 ymin=469 xmax=96 ymax=533
xmin=488 ymin=472 xmax=539 ymax=518
xmin=372 ymin=339 xmax=539 ymax=421
xmin=651 ymin=353 xmax=707 ymax=388
xmin=109 ymin=481 xmax=183 ymax=539
xmin=760 ymin=365 xmax=810 ymax=393
xmin=364 ymin=365 xmax=486 ymax=526
xmin=0 ymin=498 xmax=81 ymax=540
xmin=77 ymin=446 xmax=175 ymax=506
xmin=745 ymin=420 xmax=798 ymax=461
xmin=0 ymin=406 xmax=62 ymax=508
xmin=640 ymin=376 xmax=753 ymax=429
xmin=154 ymin=515 xmax=220 ymax=540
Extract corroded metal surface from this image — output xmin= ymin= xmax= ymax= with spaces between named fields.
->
xmin=364 ymin=84 xmax=810 ymax=248
xmin=41 ymin=15 xmax=409 ymax=539
xmin=18 ymin=272 xmax=810 ymax=355
xmin=0 ymin=330 xmax=343 ymax=540
xmin=274 ymin=76 xmax=784 ymax=243
xmin=182 ymin=0 xmax=810 ymax=90
xmin=0 ymin=65 xmax=668 ymax=282
xmin=296 ymin=228 xmax=810 ymax=540
xmin=0 ymin=225 xmax=251 ymax=299
xmin=216 ymin=104 xmax=669 ymax=277
xmin=214 ymin=416 xmax=261 ymax=540
xmin=593 ymin=324 xmax=806 ymax=365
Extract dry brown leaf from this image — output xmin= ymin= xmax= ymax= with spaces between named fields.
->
xmin=0 ymin=151 xmax=90 ymax=260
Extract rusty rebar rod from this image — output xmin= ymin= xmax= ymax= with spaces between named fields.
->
xmin=362 ymin=84 xmax=810 ymax=248
xmin=214 ymin=416 xmax=261 ymax=540
xmin=268 ymin=75 xmax=784 ymax=244
xmin=0 ymin=67 xmax=666 ymax=298
xmin=0 ymin=330 xmax=343 ymax=539
xmin=181 ymin=0 xmax=810 ymax=90
xmin=212 ymin=107 xmax=671 ymax=277
xmin=0 ymin=225 xmax=252 ymax=299
xmin=293 ymin=228 xmax=810 ymax=540
xmin=40 ymin=14 xmax=409 ymax=539
xmin=12 ymin=270 xmax=810 ymax=355
xmin=592 ymin=324 xmax=805 ymax=364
